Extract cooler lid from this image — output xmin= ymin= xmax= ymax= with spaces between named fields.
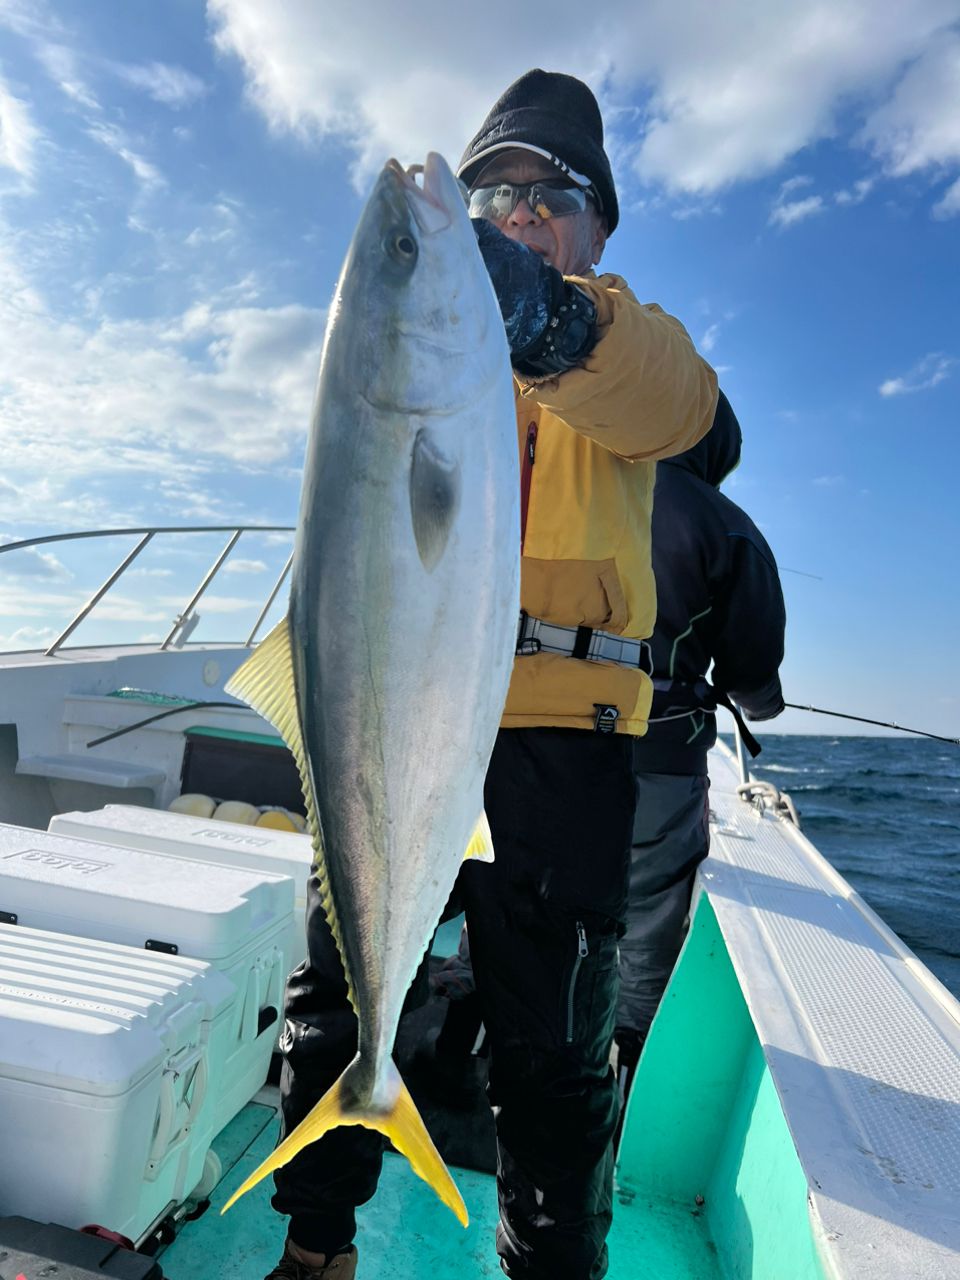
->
xmin=51 ymin=805 xmax=311 ymax=904
xmin=0 ymin=824 xmax=294 ymax=961
xmin=0 ymin=923 xmax=232 ymax=1096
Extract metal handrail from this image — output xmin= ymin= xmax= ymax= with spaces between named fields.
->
xmin=246 ymin=551 xmax=295 ymax=647
xmin=0 ymin=526 xmax=295 ymax=554
xmin=161 ymin=530 xmax=243 ymax=650
xmin=0 ymin=525 xmax=295 ymax=656
xmin=45 ymin=533 xmax=155 ymax=657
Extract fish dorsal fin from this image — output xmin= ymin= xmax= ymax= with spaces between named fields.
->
xmin=463 ymin=809 xmax=495 ymax=863
xmin=410 ymin=428 xmax=461 ymax=572
xmin=224 ymin=617 xmax=354 ymax=1011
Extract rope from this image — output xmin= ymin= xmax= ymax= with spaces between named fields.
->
xmin=736 ymin=779 xmax=800 ymax=826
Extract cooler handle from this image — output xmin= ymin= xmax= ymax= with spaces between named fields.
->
xmin=239 ymin=949 xmax=284 ymax=1043
xmin=147 ymin=1044 xmax=206 ymax=1172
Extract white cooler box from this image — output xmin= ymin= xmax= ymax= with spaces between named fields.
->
xmin=50 ymin=804 xmax=312 ymax=970
xmin=0 ymin=922 xmax=234 ymax=1242
xmin=0 ymin=823 xmax=295 ymax=1136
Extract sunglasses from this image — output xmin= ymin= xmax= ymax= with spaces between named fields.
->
xmin=467 ymin=180 xmax=596 ymax=223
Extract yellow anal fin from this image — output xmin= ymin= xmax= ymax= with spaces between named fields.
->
xmin=462 ymin=809 xmax=494 ymax=863
xmin=221 ymin=1057 xmax=468 ymax=1227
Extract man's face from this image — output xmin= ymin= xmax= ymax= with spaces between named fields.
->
xmin=471 ymin=151 xmax=607 ymax=276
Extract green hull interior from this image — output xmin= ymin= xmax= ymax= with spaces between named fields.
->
xmin=160 ymin=894 xmax=824 ymax=1279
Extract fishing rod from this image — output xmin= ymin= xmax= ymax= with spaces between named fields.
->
xmin=784 ymin=703 xmax=960 ymax=747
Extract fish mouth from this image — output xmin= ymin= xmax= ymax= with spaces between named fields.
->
xmin=386 ymin=152 xmax=456 ymax=235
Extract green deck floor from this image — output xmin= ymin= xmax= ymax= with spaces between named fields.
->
xmin=159 ymin=1098 xmax=722 ymax=1280
xmin=158 ymin=894 xmax=827 ymax=1279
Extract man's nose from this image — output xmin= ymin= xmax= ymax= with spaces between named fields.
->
xmin=507 ymin=197 xmax=541 ymax=227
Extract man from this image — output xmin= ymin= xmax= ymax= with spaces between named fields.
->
xmin=615 ymin=391 xmax=786 ymax=1104
xmin=267 ymin=69 xmax=717 ymax=1280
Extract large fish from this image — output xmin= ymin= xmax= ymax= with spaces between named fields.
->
xmin=221 ymin=152 xmax=519 ymax=1224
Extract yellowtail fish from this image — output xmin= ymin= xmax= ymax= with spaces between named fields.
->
xmin=221 ymin=151 xmax=519 ymax=1224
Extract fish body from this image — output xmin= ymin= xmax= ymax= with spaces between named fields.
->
xmin=222 ymin=152 xmax=519 ymax=1222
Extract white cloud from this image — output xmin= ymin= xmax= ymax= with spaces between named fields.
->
xmin=700 ymin=322 xmax=720 ymax=353
xmin=184 ymin=204 xmax=240 ymax=248
xmin=87 ymin=122 xmax=166 ymax=190
xmin=35 ymin=41 xmax=100 ymax=110
xmin=933 ymin=174 xmax=960 ymax=219
xmin=0 ymin=76 xmax=40 ymax=179
xmin=206 ymin=0 xmax=960 ymax=198
xmin=861 ymin=34 xmax=960 ymax=179
xmin=769 ymin=180 xmax=826 ymax=228
xmin=879 ymin=352 xmax=956 ymax=397
xmin=161 ymin=593 xmax=256 ymax=614
xmin=0 ymin=0 xmax=53 ymax=39
xmin=813 ymin=474 xmax=845 ymax=486
xmin=0 ymin=238 xmax=325 ymax=520
xmin=835 ymin=177 xmax=875 ymax=205
xmin=0 ymin=623 xmax=58 ymax=651
xmin=224 ymin=558 xmax=267 ymax=574
xmin=0 ymin=536 xmax=71 ymax=578
xmin=114 ymin=61 xmax=208 ymax=109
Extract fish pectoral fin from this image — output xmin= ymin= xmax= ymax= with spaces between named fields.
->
xmin=463 ymin=809 xmax=495 ymax=863
xmin=410 ymin=428 xmax=461 ymax=572
xmin=221 ymin=1057 xmax=468 ymax=1228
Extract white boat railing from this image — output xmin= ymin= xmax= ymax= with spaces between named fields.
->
xmin=0 ymin=526 xmax=295 ymax=656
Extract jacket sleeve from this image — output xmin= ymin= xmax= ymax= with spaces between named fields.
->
xmin=515 ymin=272 xmax=718 ymax=461
xmin=710 ymin=529 xmax=787 ymax=721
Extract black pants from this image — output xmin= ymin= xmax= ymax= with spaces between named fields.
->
xmin=274 ymin=727 xmax=636 ymax=1280
xmin=616 ymin=771 xmax=710 ymax=1050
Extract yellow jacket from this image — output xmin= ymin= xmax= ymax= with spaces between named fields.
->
xmin=503 ymin=272 xmax=717 ymax=736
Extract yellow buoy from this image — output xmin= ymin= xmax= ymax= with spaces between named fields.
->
xmin=168 ymin=793 xmax=216 ymax=818
xmin=256 ymin=808 xmax=299 ymax=832
xmin=212 ymin=800 xmax=261 ymax=825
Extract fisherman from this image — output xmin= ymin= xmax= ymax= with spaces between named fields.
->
xmin=265 ymin=69 xmax=717 ymax=1280
xmin=614 ymin=391 xmax=786 ymax=1110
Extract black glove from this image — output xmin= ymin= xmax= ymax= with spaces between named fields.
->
xmin=472 ymin=219 xmax=599 ymax=377
xmin=473 ymin=218 xmax=560 ymax=355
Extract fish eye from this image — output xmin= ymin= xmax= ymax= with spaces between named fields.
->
xmin=386 ymin=230 xmax=418 ymax=264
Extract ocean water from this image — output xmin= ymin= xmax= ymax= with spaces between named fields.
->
xmin=724 ymin=734 xmax=960 ymax=999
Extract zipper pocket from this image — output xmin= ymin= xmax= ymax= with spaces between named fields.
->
xmin=565 ymin=920 xmax=590 ymax=1044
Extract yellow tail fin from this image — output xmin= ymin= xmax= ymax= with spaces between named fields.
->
xmin=221 ymin=1057 xmax=468 ymax=1226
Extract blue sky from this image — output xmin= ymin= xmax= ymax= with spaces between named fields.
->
xmin=1 ymin=1 xmax=958 ymax=738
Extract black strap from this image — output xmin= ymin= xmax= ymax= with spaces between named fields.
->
xmin=572 ymin=625 xmax=593 ymax=660
xmin=713 ymin=690 xmax=763 ymax=758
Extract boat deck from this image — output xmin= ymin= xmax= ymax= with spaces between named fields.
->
xmin=160 ymin=1090 xmax=723 ymax=1280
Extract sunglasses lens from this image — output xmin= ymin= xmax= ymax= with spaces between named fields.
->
xmin=468 ymin=182 xmax=589 ymax=221
xmin=468 ymin=185 xmax=515 ymax=220
xmin=536 ymin=184 xmax=588 ymax=217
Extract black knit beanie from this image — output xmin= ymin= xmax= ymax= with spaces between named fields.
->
xmin=457 ymin=69 xmax=619 ymax=233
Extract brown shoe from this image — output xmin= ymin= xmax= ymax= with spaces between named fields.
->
xmin=263 ymin=1240 xmax=358 ymax=1279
